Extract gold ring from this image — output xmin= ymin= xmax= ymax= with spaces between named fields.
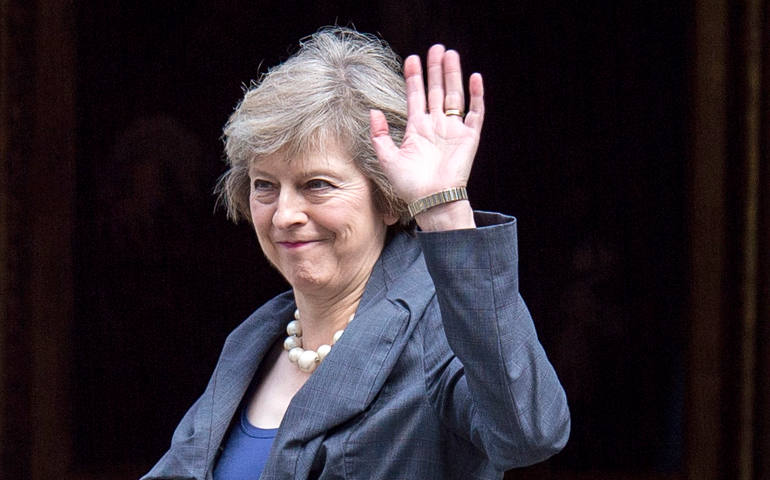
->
xmin=444 ymin=109 xmax=464 ymax=117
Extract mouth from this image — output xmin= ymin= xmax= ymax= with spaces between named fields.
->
xmin=276 ymin=240 xmax=320 ymax=250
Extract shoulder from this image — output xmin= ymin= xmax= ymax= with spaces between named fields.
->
xmin=215 ymin=291 xmax=295 ymax=369
xmin=227 ymin=291 xmax=294 ymax=339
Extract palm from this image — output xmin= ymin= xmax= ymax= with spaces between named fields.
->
xmin=370 ymin=45 xmax=485 ymax=204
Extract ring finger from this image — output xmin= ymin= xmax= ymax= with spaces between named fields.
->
xmin=442 ymin=49 xmax=465 ymax=116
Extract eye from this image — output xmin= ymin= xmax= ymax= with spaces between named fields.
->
xmin=252 ymin=179 xmax=275 ymax=191
xmin=251 ymin=180 xmax=278 ymax=203
xmin=305 ymin=179 xmax=333 ymax=190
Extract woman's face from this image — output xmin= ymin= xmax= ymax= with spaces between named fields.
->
xmin=249 ymin=144 xmax=397 ymax=297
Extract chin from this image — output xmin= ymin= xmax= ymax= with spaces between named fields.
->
xmin=284 ymin=267 xmax=330 ymax=292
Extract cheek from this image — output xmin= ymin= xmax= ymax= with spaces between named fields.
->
xmin=338 ymin=208 xmax=386 ymax=244
xmin=249 ymin=201 xmax=273 ymax=238
xmin=249 ymin=195 xmax=266 ymax=220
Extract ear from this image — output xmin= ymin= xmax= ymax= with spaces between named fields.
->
xmin=383 ymin=212 xmax=399 ymax=226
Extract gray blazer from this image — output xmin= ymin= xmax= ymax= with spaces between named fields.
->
xmin=142 ymin=212 xmax=570 ymax=479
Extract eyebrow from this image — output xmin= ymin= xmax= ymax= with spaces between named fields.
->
xmin=249 ymin=168 xmax=343 ymax=180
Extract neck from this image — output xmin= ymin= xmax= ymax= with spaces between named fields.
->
xmin=292 ymin=283 xmax=365 ymax=350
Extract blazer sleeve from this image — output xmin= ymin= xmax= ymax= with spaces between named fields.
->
xmin=417 ymin=211 xmax=570 ymax=471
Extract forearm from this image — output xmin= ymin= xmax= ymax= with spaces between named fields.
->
xmin=418 ymin=211 xmax=570 ymax=468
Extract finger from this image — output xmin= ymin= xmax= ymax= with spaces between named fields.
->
xmin=465 ymin=72 xmax=485 ymax=130
xmin=442 ymin=50 xmax=465 ymax=115
xmin=426 ymin=44 xmax=446 ymax=115
xmin=403 ymin=55 xmax=426 ymax=118
xmin=369 ymin=109 xmax=400 ymax=165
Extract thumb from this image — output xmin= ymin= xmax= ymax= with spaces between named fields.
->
xmin=369 ymin=109 xmax=400 ymax=167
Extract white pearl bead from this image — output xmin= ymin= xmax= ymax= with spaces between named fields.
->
xmin=317 ymin=344 xmax=332 ymax=361
xmin=286 ymin=320 xmax=302 ymax=337
xmin=298 ymin=350 xmax=320 ymax=373
xmin=284 ymin=335 xmax=301 ymax=351
xmin=288 ymin=347 xmax=303 ymax=363
xmin=284 ymin=308 xmax=357 ymax=372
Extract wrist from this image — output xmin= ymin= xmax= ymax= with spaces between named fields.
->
xmin=414 ymin=200 xmax=476 ymax=231
xmin=407 ymin=187 xmax=468 ymax=217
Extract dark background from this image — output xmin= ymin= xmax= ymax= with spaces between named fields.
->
xmin=3 ymin=1 xmax=768 ymax=479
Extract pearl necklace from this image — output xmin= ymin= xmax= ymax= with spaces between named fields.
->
xmin=283 ymin=309 xmax=354 ymax=373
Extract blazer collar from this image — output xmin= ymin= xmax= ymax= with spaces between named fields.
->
xmin=205 ymin=232 xmax=435 ymax=477
xmin=265 ymin=231 xmax=436 ymax=476
xmin=206 ymin=293 xmax=294 ymax=471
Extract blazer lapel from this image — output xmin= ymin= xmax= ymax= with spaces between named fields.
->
xmin=264 ymin=233 xmax=435 ymax=478
xmin=204 ymin=294 xmax=295 ymax=471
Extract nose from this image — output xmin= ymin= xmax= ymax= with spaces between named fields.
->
xmin=272 ymin=188 xmax=308 ymax=229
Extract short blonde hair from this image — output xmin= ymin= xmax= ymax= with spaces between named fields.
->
xmin=217 ymin=27 xmax=409 ymax=225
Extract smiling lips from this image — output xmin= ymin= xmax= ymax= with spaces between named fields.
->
xmin=277 ymin=240 xmax=320 ymax=249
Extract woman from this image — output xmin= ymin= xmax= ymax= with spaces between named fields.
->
xmin=143 ymin=27 xmax=569 ymax=479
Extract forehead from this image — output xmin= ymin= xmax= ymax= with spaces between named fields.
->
xmin=249 ymin=145 xmax=358 ymax=174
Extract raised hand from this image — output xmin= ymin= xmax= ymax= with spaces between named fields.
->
xmin=370 ymin=44 xmax=484 ymax=230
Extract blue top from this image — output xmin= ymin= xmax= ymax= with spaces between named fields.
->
xmin=213 ymin=406 xmax=278 ymax=480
